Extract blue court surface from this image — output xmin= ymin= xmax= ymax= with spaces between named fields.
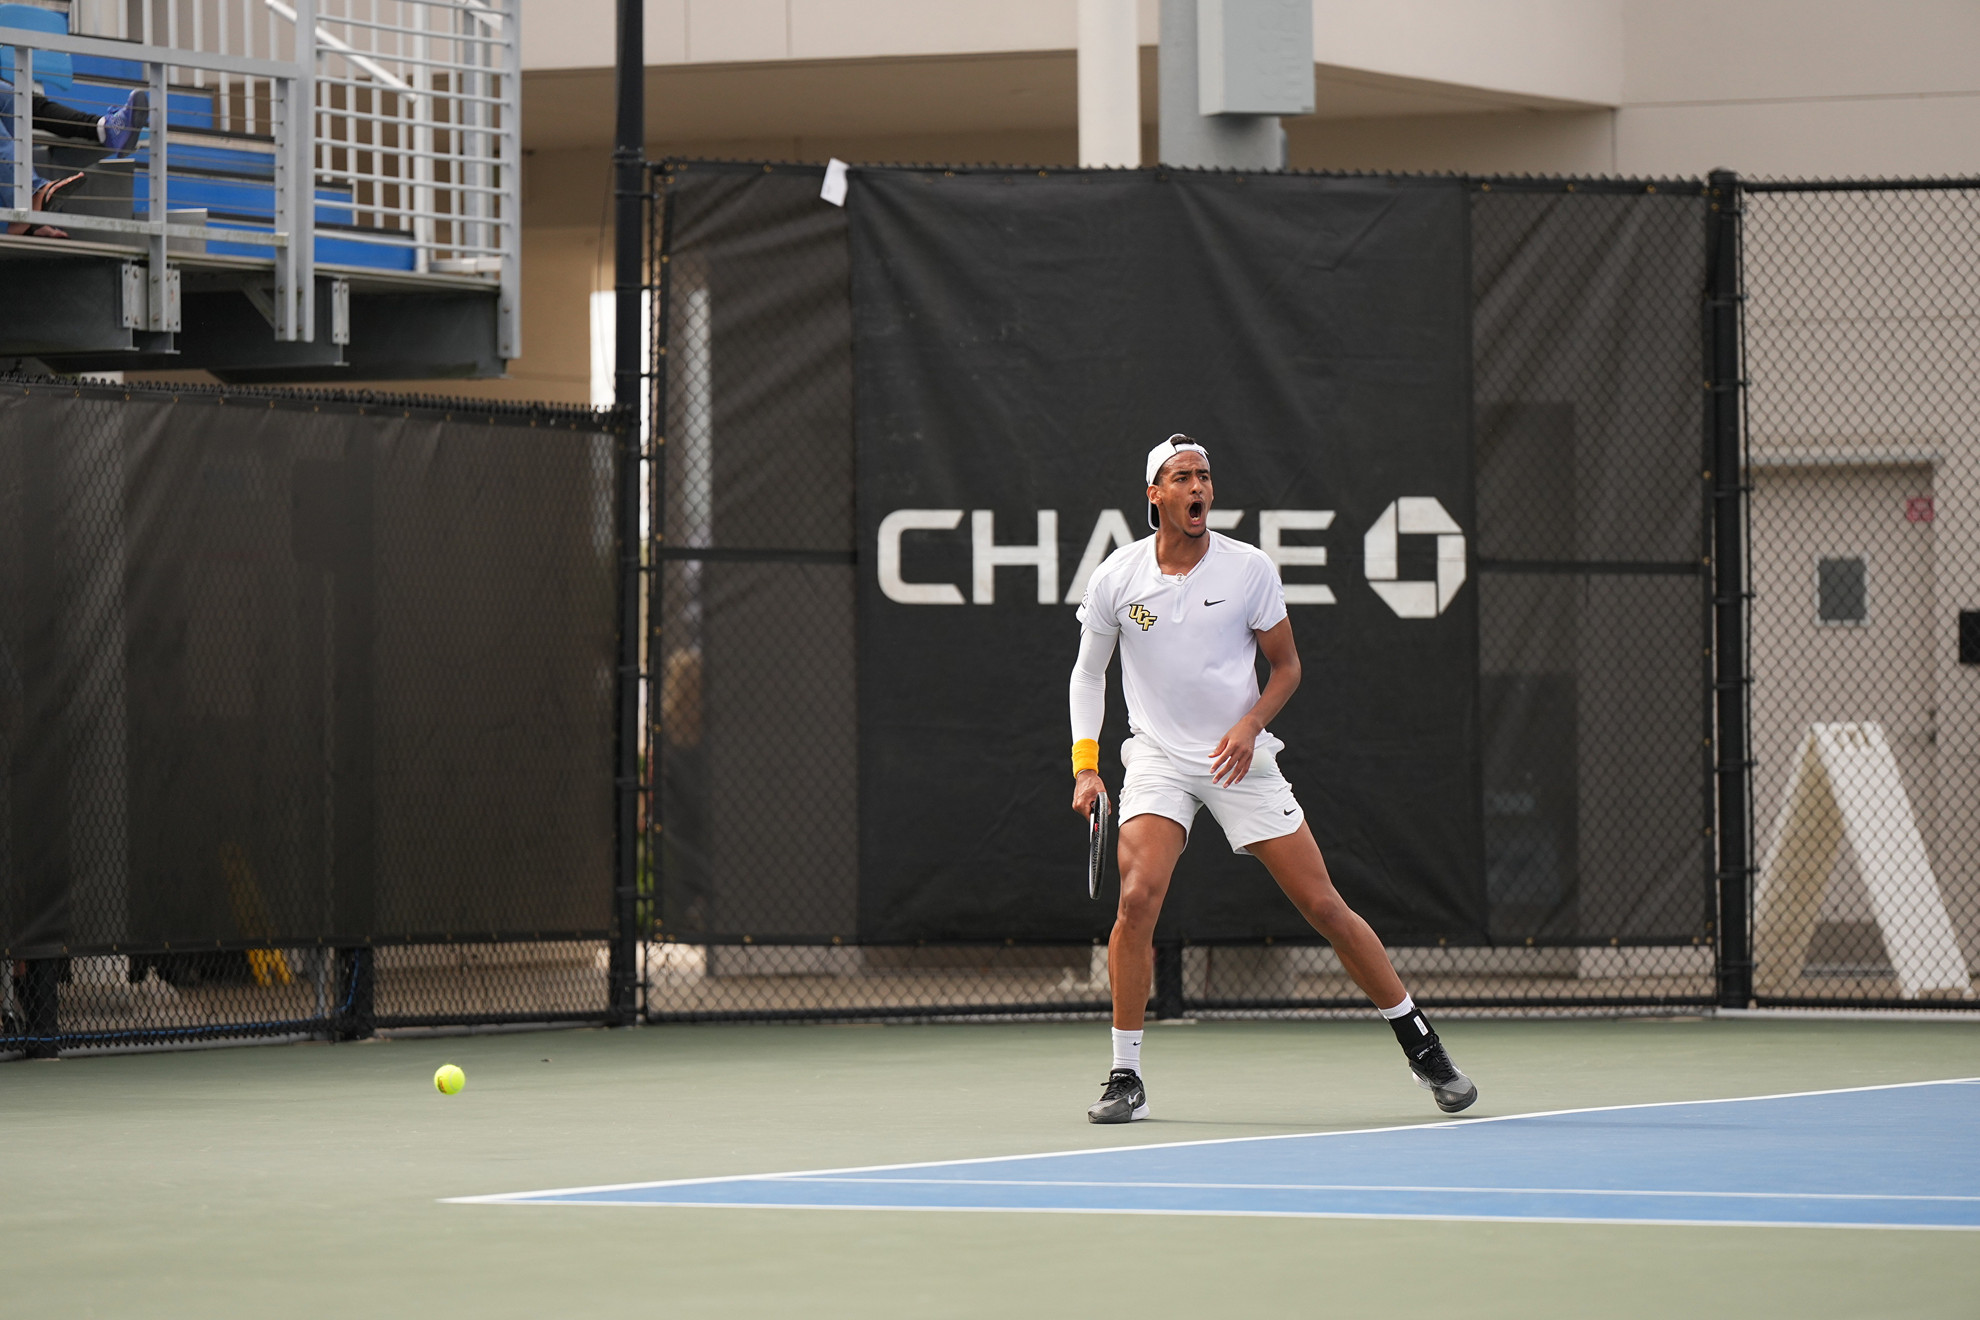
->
xmin=455 ymin=1078 xmax=1980 ymax=1230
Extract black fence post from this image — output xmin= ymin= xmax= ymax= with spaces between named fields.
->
xmin=335 ymin=948 xmax=375 ymax=1040
xmin=19 ymin=958 xmax=61 ymax=1058
xmin=644 ymin=163 xmax=673 ymax=985
xmin=1152 ymin=943 xmax=1185 ymax=1019
xmin=606 ymin=0 xmax=646 ymax=1028
xmin=1707 ymin=168 xmax=1753 ymax=1009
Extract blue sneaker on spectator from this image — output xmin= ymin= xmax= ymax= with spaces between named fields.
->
xmin=101 ymin=88 xmax=147 ymax=154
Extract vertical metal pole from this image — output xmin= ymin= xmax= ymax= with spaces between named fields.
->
xmin=647 ymin=159 xmax=671 ymax=983
xmin=273 ymin=69 xmax=295 ymax=339
xmin=410 ymin=0 xmax=432 ymax=274
xmin=218 ymin=0 xmax=231 ymax=131
xmin=495 ymin=0 xmax=521 ymax=361
xmin=1707 ymin=169 xmax=1752 ymax=1009
xmin=147 ymin=59 xmax=174 ymax=333
xmin=607 ymin=0 xmax=645 ymax=1027
xmin=11 ymin=47 xmax=32 ymax=219
xmin=294 ymin=0 xmax=317 ymax=340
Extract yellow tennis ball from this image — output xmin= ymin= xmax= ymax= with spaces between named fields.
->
xmin=434 ymin=1064 xmax=465 ymax=1095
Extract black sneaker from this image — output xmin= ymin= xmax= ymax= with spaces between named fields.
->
xmin=1407 ymin=1041 xmax=1478 ymax=1114
xmin=1086 ymin=1068 xmax=1148 ymax=1124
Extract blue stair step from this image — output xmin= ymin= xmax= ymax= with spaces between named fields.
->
xmin=135 ymin=173 xmax=354 ymax=226
xmin=313 ymin=231 xmax=417 ymax=271
xmin=70 ymin=52 xmax=144 ymax=83
xmin=201 ymin=219 xmax=416 ymax=272
xmin=61 ymin=79 xmax=215 ymax=130
xmin=133 ymin=143 xmax=274 ymax=180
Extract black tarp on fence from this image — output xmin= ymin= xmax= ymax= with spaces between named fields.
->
xmin=652 ymin=162 xmax=1715 ymax=1005
xmin=851 ymin=171 xmax=1482 ymax=944
xmin=1 ymin=381 xmax=620 ymax=1055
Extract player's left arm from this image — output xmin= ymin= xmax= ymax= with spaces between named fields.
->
xmin=1209 ymin=617 xmax=1299 ymax=786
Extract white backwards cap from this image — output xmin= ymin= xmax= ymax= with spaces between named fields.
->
xmin=1145 ymin=434 xmax=1209 ymax=529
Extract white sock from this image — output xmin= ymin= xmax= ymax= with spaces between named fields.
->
xmin=1111 ymin=1027 xmax=1142 ymax=1076
xmin=1378 ymin=994 xmax=1416 ymax=1020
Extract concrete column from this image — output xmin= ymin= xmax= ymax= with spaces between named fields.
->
xmin=1078 ymin=0 xmax=1141 ymax=168
xmin=1158 ymin=0 xmax=1287 ymax=170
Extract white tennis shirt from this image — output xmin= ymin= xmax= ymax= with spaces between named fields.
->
xmin=1076 ymin=532 xmax=1289 ymax=771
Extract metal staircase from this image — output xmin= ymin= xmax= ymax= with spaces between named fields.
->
xmin=0 ymin=0 xmax=518 ymax=381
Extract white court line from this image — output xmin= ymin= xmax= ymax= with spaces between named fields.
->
xmin=445 ymin=1075 xmax=1980 ymax=1205
xmin=459 ymin=1199 xmax=1980 ymax=1233
xmin=769 ymin=1178 xmax=1980 ymax=1203
xmin=1717 ymin=1007 xmax=1980 ymax=1024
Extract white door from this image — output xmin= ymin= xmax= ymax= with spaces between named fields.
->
xmin=1750 ymin=462 xmax=1937 ymax=982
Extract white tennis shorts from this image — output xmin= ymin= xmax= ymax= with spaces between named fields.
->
xmin=1118 ymin=734 xmax=1306 ymax=854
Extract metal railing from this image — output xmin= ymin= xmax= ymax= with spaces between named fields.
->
xmin=2 ymin=0 xmax=518 ymax=351
xmin=4 ymin=28 xmax=304 ymax=335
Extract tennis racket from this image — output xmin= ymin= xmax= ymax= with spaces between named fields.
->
xmin=1087 ymin=788 xmax=1110 ymax=900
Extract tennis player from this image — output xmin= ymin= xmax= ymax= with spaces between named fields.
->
xmin=1069 ymin=435 xmax=1478 ymax=1124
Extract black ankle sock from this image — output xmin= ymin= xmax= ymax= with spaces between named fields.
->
xmin=1387 ymin=1006 xmax=1440 ymax=1060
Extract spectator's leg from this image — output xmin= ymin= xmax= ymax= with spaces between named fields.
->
xmin=32 ymin=91 xmax=101 ymax=141
xmin=0 ymin=81 xmax=72 ymax=232
xmin=9 ymin=171 xmax=80 ymax=236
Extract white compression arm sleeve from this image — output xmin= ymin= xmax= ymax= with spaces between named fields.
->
xmin=1069 ymin=627 xmax=1116 ymax=746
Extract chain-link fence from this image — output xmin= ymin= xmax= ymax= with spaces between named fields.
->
xmin=22 ymin=171 xmax=1967 ymax=1060
xmin=0 ymin=379 xmax=624 ymax=1057
xmin=642 ymin=162 xmax=1726 ymax=1021
xmin=1742 ymin=180 xmax=1980 ymax=1008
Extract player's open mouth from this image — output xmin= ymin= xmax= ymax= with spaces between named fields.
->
xmin=1186 ymin=499 xmax=1205 ymax=524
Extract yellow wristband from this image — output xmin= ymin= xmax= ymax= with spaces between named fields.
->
xmin=1071 ymin=739 xmax=1099 ymax=776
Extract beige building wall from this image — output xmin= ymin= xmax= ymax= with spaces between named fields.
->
xmin=1618 ymin=0 xmax=1980 ymax=178
xmin=138 ymin=1 xmax=1980 ymax=399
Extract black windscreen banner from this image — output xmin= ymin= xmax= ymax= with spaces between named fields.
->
xmin=850 ymin=171 xmax=1484 ymax=944
xmin=0 ymin=387 xmax=616 ymax=959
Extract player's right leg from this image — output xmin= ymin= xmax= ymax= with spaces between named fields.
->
xmin=1088 ymin=812 xmax=1187 ymax=1124
xmin=1107 ymin=813 xmax=1188 ymax=1031
xmin=1247 ymin=824 xmax=1478 ymax=1113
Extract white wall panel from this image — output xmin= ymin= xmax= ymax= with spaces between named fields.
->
xmin=1624 ymin=0 xmax=1980 ymax=104
xmin=522 ymin=0 xmax=686 ymax=70
xmin=688 ymin=0 xmax=789 ymax=63
xmin=789 ymin=0 xmax=1075 ymax=61
xmin=1617 ymin=96 xmax=1980 ymax=179
xmin=1312 ymin=0 xmax=1623 ymax=107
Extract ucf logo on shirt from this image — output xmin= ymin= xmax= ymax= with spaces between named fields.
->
xmin=1076 ymin=533 xmax=1289 ymax=770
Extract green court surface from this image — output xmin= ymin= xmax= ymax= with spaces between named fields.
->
xmin=7 ymin=1016 xmax=1978 ymax=1319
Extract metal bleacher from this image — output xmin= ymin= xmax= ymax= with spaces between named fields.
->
xmin=1 ymin=0 xmax=517 ymax=382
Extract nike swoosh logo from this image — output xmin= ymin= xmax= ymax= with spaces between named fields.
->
xmin=1283 ymin=809 xmax=1296 ymax=815
xmin=1205 ymin=598 xmax=1226 ymax=606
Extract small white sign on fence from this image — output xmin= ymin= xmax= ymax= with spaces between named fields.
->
xmin=1755 ymin=723 xmax=1971 ymax=998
